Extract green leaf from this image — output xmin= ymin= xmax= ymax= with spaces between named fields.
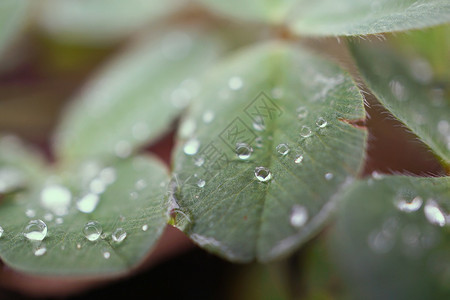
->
xmin=196 ymin=0 xmax=296 ymax=23
xmin=0 ymin=135 xmax=46 ymax=194
xmin=332 ymin=176 xmax=450 ymax=300
xmin=350 ymin=40 xmax=450 ymax=166
xmin=54 ymin=27 xmax=227 ymax=164
xmin=288 ymin=0 xmax=450 ymax=37
xmin=0 ymin=0 xmax=29 ymax=56
xmin=171 ymin=42 xmax=367 ymax=262
xmin=0 ymin=155 xmax=169 ymax=275
xmin=36 ymin=0 xmax=185 ymax=45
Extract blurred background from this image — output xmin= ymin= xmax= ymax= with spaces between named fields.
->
xmin=0 ymin=0 xmax=447 ymax=299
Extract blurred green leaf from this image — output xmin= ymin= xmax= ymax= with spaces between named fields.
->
xmin=288 ymin=0 xmax=450 ymax=36
xmin=332 ymin=176 xmax=450 ymax=300
xmin=0 ymin=0 xmax=29 ymax=56
xmin=197 ymin=0 xmax=296 ymax=24
xmin=37 ymin=0 xmax=185 ymax=45
xmin=0 ymin=155 xmax=169 ymax=275
xmin=54 ymin=27 xmax=227 ymax=164
xmin=0 ymin=135 xmax=46 ymax=195
xmin=350 ymin=39 xmax=450 ymax=167
xmin=171 ymin=42 xmax=367 ymax=262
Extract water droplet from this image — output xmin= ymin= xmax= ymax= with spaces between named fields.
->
xmin=371 ymin=171 xmax=384 ymax=180
xmin=183 ymin=138 xmax=200 ymax=155
xmin=228 ymin=76 xmax=243 ymax=90
xmin=99 ymin=167 xmax=116 ymax=186
xmin=25 ymin=208 xmax=36 ymax=218
xmin=368 ymin=229 xmax=395 ymax=254
xmin=389 ymin=79 xmax=407 ymax=101
xmin=83 ymin=221 xmax=102 ymax=241
xmin=290 ymin=205 xmax=308 ymax=228
xmin=254 ymin=167 xmax=272 ymax=182
xmin=103 ymin=251 xmax=111 ymax=259
xmin=76 ymin=243 xmax=82 ymax=249
xmin=0 ymin=167 xmax=26 ymax=194
xmin=76 ymin=193 xmax=100 ymax=214
xmin=43 ymin=213 xmax=53 ymax=222
xmin=40 ymin=184 xmax=71 ymax=216
xmin=294 ymin=154 xmax=304 ymax=164
xmin=135 ymin=179 xmax=147 ymax=191
xmin=197 ymin=179 xmax=205 ymax=188
xmin=0 ymin=226 xmax=4 ymax=238
xmin=130 ymin=191 xmax=139 ymax=200
xmin=115 ymin=140 xmax=132 ymax=158
xmin=299 ymin=126 xmax=312 ymax=138
xmin=424 ymin=199 xmax=446 ymax=227
xmin=194 ymin=156 xmax=204 ymax=167
xmin=132 ymin=122 xmax=151 ymax=141
xmin=297 ymin=106 xmax=308 ymax=119
xmin=325 ymin=173 xmax=333 ymax=180
xmin=271 ymin=87 xmax=283 ymax=99
xmin=276 ymin=144 xmax=290 ymax=156
xmin=252 ymin=116 xmax=265 ymax=131
xmin=236 ymin=143 xmax=253 ymax=160
xmin=112 ymin=228 xmax=127 ymax=243
xmin=316 ymin=117 xmax=328 ymax=128
xmin=142 ymin=224 xmax=148 ymax=231
xmin=179 ymin=119 xmax=196 ymax=138
xmin=202 ymin=110 xmax=215 ymax=123
xmin=254 ymin=137 xmax=263 ymax=148
xmin=89 ymin=178 xmax=106 ymax=194
xmin=55 ymin=217 xmax=63 ymax=225
xmin=101 ymin=233 xmax=108 ymax=239
xmin=394 ymin=192 xmax=423 ymax=213
xmin=34 ymin=245 xmax=47 ymax=256
xmin=24 ymin=219 xmax=47 ymax=241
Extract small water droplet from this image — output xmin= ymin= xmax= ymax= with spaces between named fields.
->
xmin=99 ymin=167 xmax=116 ymax=185
xmin=183 ymin=138 xmax=200 ymax=155
xmin=44 ymin=213 xmax=53 ymax=222
xmin=371 ymin=171 xmax=384 ymax=180
xmin=114 ymin=140 xmax=132 ymax=158
xmin=325 ymin=173 xmax=333 ymax=180
xmin=142 ymin=224 xmax=149 ymax=231
xmin=297 ymin=106 xmax=308 ymax=119
xmin=132 ymin=122 xmax=151 ymax=141
xmin=103 ymin=251 xmax=111 ymax=259
xmin=194 ymin=156 xmax=205 ymax=167
xmin=89 ymin=178 xmax=106 ymax=194
xmin=290 ymin=205 xmax=308 ymax=228
xmin=254 ymin=167 xmax=272 ymax=182
xmin=179 ymin=119 xmax=196 ymax=138
xmin=24 ymin=219 xmax=47 ymax=241
xmin=0 ymin=225 xmax=4 ymax=238
xmin=130 ymin=191 xmax=139 ymax=200
xmin=228 ymin=76 xmax=243 ymax=90
xmin=394 ymin=192 xmax=423 ymax=213
xmin=271 ymin=87 xmax=283 ymax=99
xmin=389 ymin=79 xmax=407 ymax=101
xmin=83 ymin=221 xmax=102 ymax=241
xmin=316 ymin=117 xmax=328 ymax=128
xmin=76 ymin=243 xmax=82 ymax=249
xmin=112 ymin=228 xmax=127 ymax=243
xmin=135 ymin=179 xmax=147 ymax=191
xmin=40 ymin=184 xmax=71 ymax=216
xmin=34 ymin=245 xmax=47 ymax=256
xmin=197 ymin=179 xmax=205 ymax=188
xmin=252 ymin=116 xmax=265 ymax=131
xmin=299 ymin=126 xmax=312 ymax=138
xmin=294 ymin=154 xmax=304 ymax=164
xmin=76 ymin=193 xmax=100 ymax=214
xmin=236 ymin=143 xmax=253 ymax=160
xmin=276 ymin=144 xmax=290 ymax=156
xmin=55 ymin=217 xmax=63 ymax=224
xmin=25 ymin=208 xmax=36 ymax=218
xmin=202 ymin=110 xmax=215 ymax=123
xmin=424 ymin=199 xmax=446 ymax=227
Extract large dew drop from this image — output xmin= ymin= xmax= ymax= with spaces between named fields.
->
xmin=424 ymin=199 xmax=446 ymax=227
xmin=183 ymin=138 xmax=200 ymax=155
xmin=254 ymin=167 xmax=272 ymax=182
xmin=76 ymin=193 xmax=100 ymax=214
xmin=40 ymin=184 xmax=71 ymax=216
xmin=236 ymin=143 xmax=253 ymax=160
xmin=83 ymin=221 xmax=102 ymax=241
xmin=112 ymin=228 xmax=127 ymax=243
xmin=290 ymin=205 xmax=308 ymax=228
xmin=24 ymin=219 xmax=47 ymax=241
